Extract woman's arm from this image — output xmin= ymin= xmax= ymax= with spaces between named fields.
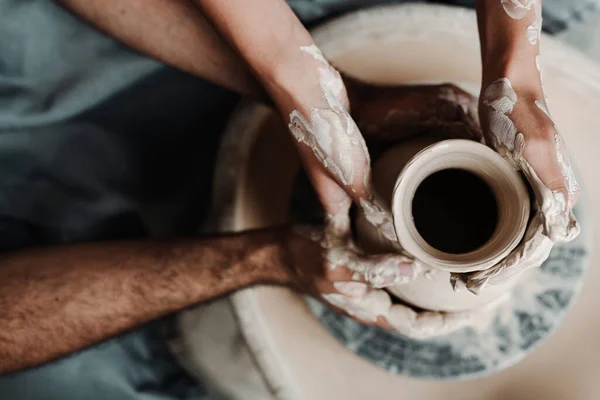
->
xmin=468 ymin=0 xmax=579 ymax=291
xmin=57 ymin=0 xmax=262 ymax=96
xmin=477 ymin=0 xmax=542 ymax=94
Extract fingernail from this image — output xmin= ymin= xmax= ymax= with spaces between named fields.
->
xmin=333 ymin=282 xmax=369 ymax=298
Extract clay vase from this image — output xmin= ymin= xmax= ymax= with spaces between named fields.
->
xmin=357 ymin=138 xmax=530 ymax=312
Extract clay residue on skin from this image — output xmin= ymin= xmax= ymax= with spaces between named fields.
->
xmin=324 ymin=197 xmax=352 ymax=237
xmin=288 ymin=96 xmax=353 ymax=184
xmin=358 ymin=198 xmax=397 ymax=241
xmin=322 ymin=291 xmax=390 ymax=323
xmin=466 ymin=213 xmax=554 ymax=292
xmin=463 ymin=141 xmax=580 ymax=292
xmin=527 ymin=3 xmax=543 ymax=44
xmin=323 ymin=285 xmax=495 ymax=339
xmin=482 ymin=78 xmax=518 ymax=151
xmin=325 ymin=245 xmax=413 ymax=288
xmin=288 ymin=45 xmax=371 ymax=186
xmin=304 ymin=206 xmax=412 ymax=289
xmin=527 ymin=24 xmax=539 ymax=44
xmin=501 ymin=0 xmax=536 ymax=19
xmin=293 ymin=45 xmax=399 ymax=243
xmin=534 ymin=99 xmax=580 ymax=204
xmin=554 ymin=133 xmax=580 ymax=203
xmin=333 ymin=281 xmax=369 ymax=298
xmin=535 ymin=99 xmax=551 ymax=118
xmin=299 ymin=44 xmax=328 ymax=64
xmin=467 ymin=76 xmax=580 ymax=292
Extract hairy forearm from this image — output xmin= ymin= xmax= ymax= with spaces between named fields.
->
xmin=476 ymin=0 xmax=543 ymax=91
xmin=0 ymin=228 xmax=292 ymax=374
xmin=57 ymin=0 xmax=262 ymax=96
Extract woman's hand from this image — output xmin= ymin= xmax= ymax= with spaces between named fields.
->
xmin=464 ymin=0 xmax=580 ymax=292
xmin=275 ymin=44 xmax=398 ymax=241
xmin=195 ymin=0 xmax=435 ymax=330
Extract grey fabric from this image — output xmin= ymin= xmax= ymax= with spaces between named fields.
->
xmin=0 ymin=320 xmax=209 ymax=400
xmin=0 ymin=2 xmax=237 ymax=399
xmin=0 ymin=0 xmax=597 ymax=399
xmin=0 ymin=1 xmax=161 ymax=129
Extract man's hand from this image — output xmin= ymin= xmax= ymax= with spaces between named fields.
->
xmin=287 ymin=226 xmax=489 ymax=339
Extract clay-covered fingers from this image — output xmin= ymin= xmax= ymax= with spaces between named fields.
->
xmin=516 ymin=113 xmax=580 ymax=243
xmin=281 ymin=46 xmax=397 ymax=241
xmin=518 ymin=149 xmax=580 ymax=243
xmin=479 ymin=80 xmax=580 ymax=243
xmin=463 ymin=212 xmax=554 ymax=293
xmin=319 ymin=285 xmax=487 ymax=339
xmin=384 ymin=301 xmax=490 ymax=339
xmin=320 ymin=286 xmax=392 ymax=326
xmin=323 ymin=246 xmax=415 ymax=288
xmin=293 ymin=224 xmax=412 ymax=288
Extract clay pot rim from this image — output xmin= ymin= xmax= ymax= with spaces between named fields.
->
xmin=392 ymin=139 xmax=530 ymax=273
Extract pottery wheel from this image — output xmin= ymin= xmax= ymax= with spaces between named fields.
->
xmin=214 ymin=86 xmax=590 ymax=380
xmin=284 ymin=129 xmax=590 ymax=378
xmin=176 ymin=5 xmax=600 ymax=399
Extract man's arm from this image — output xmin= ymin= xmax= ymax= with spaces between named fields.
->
xmin=56 ymin=0 xmax=262 ymax=96
xmin=0 ymin=228 xmax=295 ymax=374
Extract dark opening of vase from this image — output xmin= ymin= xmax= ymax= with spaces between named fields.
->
xmin=411 ymin=168 xmax=498 ymax=254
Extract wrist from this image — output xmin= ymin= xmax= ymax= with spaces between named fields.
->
xmin=481 ymin=49 xmax=544 ymax=98
xmin=181 ymin=229 xmax=296 ymax=299
xmin=258 ymin=45 xmax=350 ymax=115
xmin=239 ymin=227 xmax=297 ymax=287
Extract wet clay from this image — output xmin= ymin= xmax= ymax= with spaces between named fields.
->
xmin=412 ymin=168 xmax=498 ymax=254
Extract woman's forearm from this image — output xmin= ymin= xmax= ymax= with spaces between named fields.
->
xmin=476 ymin=0 xmax=542 ymax=91
xmin=195 ymin=0 xmax=318 ymax=100
xmin=0 ymin=228 xmax=293 ymax=374
xmin=57 ymin=0 xmax=262 ymax=96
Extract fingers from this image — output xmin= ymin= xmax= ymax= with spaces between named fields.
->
xmin=301 ymin=126 xmax=398 ymax=244
xmin=480 ymin=78 xmax=580 ymax=243
xmin=283 ymin=44 xmax=372 ymax=201
xmin=319 ymin=285 xmax=487 ymax=339
xmin=518 ymin=157 xmax=580 ymax=243
xmin=521 ymin=101 xmax=580 ymax=208
xmin=324 ymin=246 xmax=415 ymax=288
xmin=384 ymin=302 xmax=487 ymax=340
xmin=321 ymin=287 xmax=391 ymax=324
xmin=273 ymin=42 xmax=398 ymax=244
xmin=307 ymin=167 xmax=353 ymax=239
xmin=463 ymin=212 xmax=554 ymax=293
